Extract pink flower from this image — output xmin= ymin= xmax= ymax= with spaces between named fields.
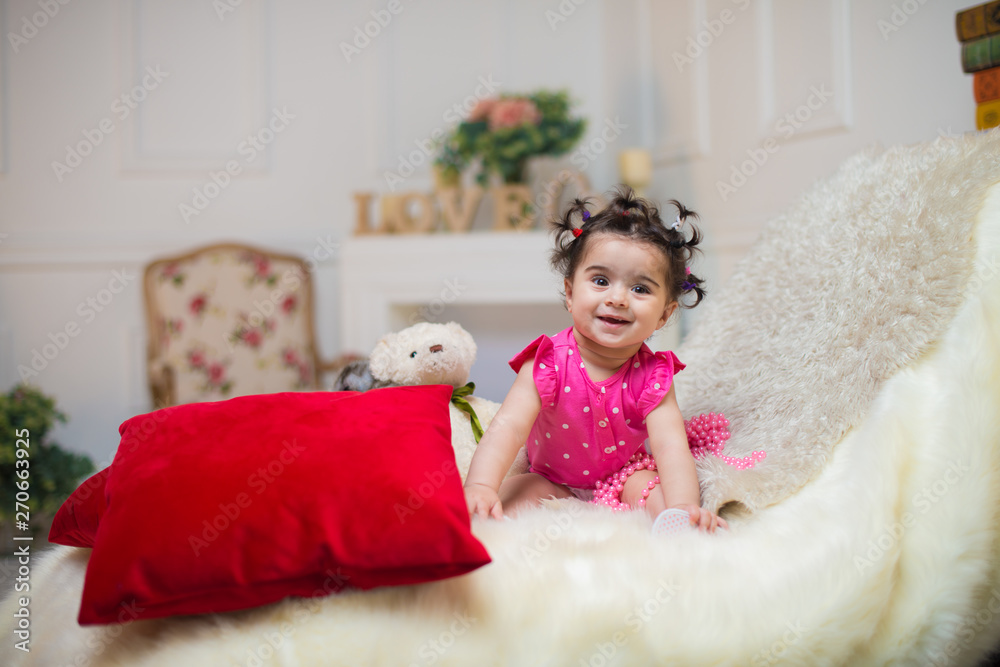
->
xmin=208 ymin=363 xmax=226 ymax=385
xmin=242 ymin=329 xmax=263 ymax=348
xmin=488 ymin=98 xmax=541 ymax=130
xmin=283 ymin=348 xmax=299 ymax=365
xmin=282 ymin=296 xmax=297 ymax=314
xmin=189 ymin=293 xmax=207 ymax=316
xmin=188 ymin=350 xmax=206 ymax=369
xmin=468 ymin=98 xmax=497 ymax=122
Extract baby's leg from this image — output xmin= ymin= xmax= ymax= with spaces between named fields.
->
xmin=622 ymin=470 xmax=666 ymax=517
xmin=499 ymin=472 xmax=574 ymax=517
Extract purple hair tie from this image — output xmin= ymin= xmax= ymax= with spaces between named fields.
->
xmin=682 ymin=280 xmax=697 ymax=292
xmin=582 ymin=210 xmax=590 ymax=221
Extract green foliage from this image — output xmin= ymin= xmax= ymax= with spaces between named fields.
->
xmin=435 ymin=90 xmax=587 ymax=186
xmin=0 ymin=384 xmax=94 ymax=520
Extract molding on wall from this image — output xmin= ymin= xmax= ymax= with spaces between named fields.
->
xmin=128 ymin=323 xmax=148 ymax=414
xmin=756 ymin=0 xmax=853 ymax=142
xmin=0 ymin=4 xmax=7 ymax=176
xmin=645 ymin=0 xmax=710 ymax=166
xmin=373 ymin=1 xmax=509 ymax=188
xmin=118 ymin=0 xmax=271 ymax=174
xmin=0 ymin=229 xmax=342 ymax=268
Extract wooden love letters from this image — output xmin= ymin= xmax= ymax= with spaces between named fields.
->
xmin=352 ymin=169 xmax=601 ymax=235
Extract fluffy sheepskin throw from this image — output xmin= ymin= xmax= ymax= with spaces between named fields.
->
xmin=3 ymin=132 xmax=1000 ymax=667
xmin=679 ymin=130 xmax=1000 ymax=513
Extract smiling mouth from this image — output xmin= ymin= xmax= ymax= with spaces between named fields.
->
xmin=598 ymin=316 xmax=630 ymax=326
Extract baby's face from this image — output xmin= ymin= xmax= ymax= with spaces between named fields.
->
xmin=564 ymin=234 xmax=677 ymax=352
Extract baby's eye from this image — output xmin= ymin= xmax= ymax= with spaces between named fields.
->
xmin=410 ymin=351 xmax=418 ymax=358
xmin=632 ymin=285 xmax=651 ymax=295
xmin=591 ymin=276 xmax=609 ymax=287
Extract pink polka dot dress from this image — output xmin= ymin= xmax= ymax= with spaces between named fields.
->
xmin=509 ymin=327 xmax=684 ymax=490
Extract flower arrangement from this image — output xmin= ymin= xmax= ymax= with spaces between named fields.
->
xmin=435 ymin=90 xmax=587 ymax=186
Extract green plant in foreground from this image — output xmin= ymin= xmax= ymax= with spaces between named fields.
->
xmin=0 ymin=383 xmax=94 ymax=523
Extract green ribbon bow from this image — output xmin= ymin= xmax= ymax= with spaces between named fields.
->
xmin=451 ymin=382 xmax=484 ymax=443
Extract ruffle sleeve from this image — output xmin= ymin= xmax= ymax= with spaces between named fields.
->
xmin=508 ymin=334 xmax=557 ymax=407
xmin=636 ymin=350 xmax=686 ymax=418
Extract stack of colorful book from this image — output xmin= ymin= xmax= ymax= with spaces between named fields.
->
xmin=957 ymin=2 xmax=1000 ymax=129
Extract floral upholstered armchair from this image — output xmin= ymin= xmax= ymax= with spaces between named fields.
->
xmin=143 ymin=243 xmax=357 ymax=406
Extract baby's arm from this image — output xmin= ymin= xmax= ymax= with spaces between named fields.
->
xmin=464 ymin=356 xmax=541 ymax=520
xmin=646 ymin=386 xmax=728 ymax=532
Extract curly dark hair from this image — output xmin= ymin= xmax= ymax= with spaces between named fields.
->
xmin=549 ymin=185 xmax=706 ymax=307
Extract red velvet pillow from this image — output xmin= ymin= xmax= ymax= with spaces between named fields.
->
xmin=49 ymin=466 xmax=110 ymax=548
xmin=73 ymin=386 xmax=489 ymax=625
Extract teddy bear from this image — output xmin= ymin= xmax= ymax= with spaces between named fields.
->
xmin=333 ymin=321 xmax=527 ymax=481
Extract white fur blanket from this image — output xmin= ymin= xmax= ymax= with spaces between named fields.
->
xmin=3 ymin=134 xmax=1000 ymax=666
xmin=678 ymin=130 xmax=1000 ymax=514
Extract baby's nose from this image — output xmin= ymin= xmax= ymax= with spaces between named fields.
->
xmin=429 ymin=344 xmax=444 ymax=353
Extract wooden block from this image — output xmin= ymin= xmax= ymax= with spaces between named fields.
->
xmin=491 ymin=184 xmax=535 ymax=232
xmin=974 ymin=66 xmax=1000 ymax=103
xmin=437 ymin=186 xmax=484 ymax=232
xmin=962 ymin=35 xmax=1000 ymax=72
xmin=378 ymin=192 xmax=437 ymax=234
xmin=958 ymin=3 xmax=988 ymax=42
xmin=352 ymin=192 xmax=375 ymax=236
xmin=986 ymin=0 xmax=1000 ymax=33
xmin=976 ymin=99 xmax=1000 ymax=129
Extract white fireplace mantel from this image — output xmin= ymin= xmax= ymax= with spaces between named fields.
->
xmin=339 ymin=231 xmax=564 ymax=352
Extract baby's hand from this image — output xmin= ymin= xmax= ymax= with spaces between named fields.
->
xmin=672 ymin=503 xmax=728 ymax=533
xmin=464 ymin=482 xmax=504 ymax=521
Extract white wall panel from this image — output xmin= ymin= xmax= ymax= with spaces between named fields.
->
xmin=646 ymin=0 xmax=710 ymax=164
xmin=119 ymin=0 xmax=270 ymax=172
xmin=758 ymin=0 xmax=852 ymax=140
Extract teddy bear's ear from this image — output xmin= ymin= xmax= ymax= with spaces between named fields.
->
xmin=445 ymin=321 xmax=477 ymax=368
xmin=367 ymin=333 xmax=396 ymax=382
